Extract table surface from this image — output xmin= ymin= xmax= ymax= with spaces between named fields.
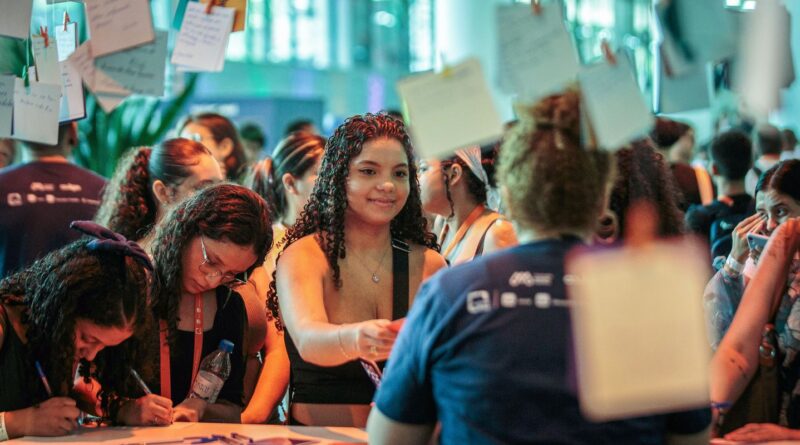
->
xmin=6 ymin=422 xmax=367 ymax=444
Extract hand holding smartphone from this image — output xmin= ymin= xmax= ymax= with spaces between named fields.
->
xmin=747 ymin=233 xmax=769 ymax=258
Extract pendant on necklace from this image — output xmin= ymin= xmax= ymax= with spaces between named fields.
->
xmin=372 ymin=273 xmax=380 ymax=283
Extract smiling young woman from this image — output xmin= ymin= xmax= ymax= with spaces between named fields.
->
xmin=266 ymin=113 xmax=446 ymax=427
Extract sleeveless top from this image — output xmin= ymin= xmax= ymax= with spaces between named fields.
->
xmin=438 ymin=210 xmax=503 ymax=266
xmin=0 ymin=305 xmax=46 ymax=411
xmin=284 ymin=239 xmax=410 ymax=405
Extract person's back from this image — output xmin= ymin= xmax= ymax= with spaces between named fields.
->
xmin=745 ymin=124 xmax=782 ymax=196
xmin=0 ymin=124 xmax=106 ymax=277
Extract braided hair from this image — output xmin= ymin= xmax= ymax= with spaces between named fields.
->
xmin=150 ymin=183 xmax=272 ymax=342
xmin=0 ymin=239 xmax=153 ymax=417
xmin=266 ymin=113 xmax=438 ymax=331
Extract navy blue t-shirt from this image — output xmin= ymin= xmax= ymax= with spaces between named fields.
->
xmin=0 ymin=161 xmax=106 ymax=278
xmin=375 ymin=239 xmax=710 ymax=444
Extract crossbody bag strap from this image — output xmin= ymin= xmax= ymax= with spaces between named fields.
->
xmin=391 ymin=239 xmax=410 ymax=319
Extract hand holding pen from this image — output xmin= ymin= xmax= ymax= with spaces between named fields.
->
xmin=6 ymin=361 xmax=82 ymax=436
xmin=115 ymin=368 xmax=174 ymax=426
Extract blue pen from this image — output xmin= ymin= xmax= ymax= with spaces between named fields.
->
xmin=130 ymin=368 xmax=152 ymax=395
xmin=34 ymin=361 xmax=53 ymax=396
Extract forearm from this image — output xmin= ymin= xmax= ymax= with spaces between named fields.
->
xmin=202 ymin=400 xmax=242 ymax=423
xmin=710 ymin=344 xmax=756 ymax=407
xmin=241 ymin=349 xmax=290 ymax=424
xmin=290 ymin=321 xmax=360 ymax=367
xmin=4 ymin=408 xmax=29 ymax=439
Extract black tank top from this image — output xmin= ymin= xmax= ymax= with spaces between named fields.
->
xmin=285 ymin=239 xmax=410 ymax=405
xmin=0 ymin=305 xmax=46 ymax=411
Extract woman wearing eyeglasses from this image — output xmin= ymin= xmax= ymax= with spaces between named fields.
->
xmin=144 ymin=183 xmax=272 ymax=423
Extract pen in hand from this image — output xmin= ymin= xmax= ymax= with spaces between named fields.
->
xmin=130 ymin=368 xmax=152 ymax=395
xmin=34 ymin=361 xmax=53 ymax=397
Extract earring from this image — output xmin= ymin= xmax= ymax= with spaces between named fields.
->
xmin=595 ymin=211 xmax=619 ymax=244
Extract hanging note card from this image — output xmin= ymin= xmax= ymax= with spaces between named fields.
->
xmin=0 ymin=0 xmax=33 ymax=39
xmin=578 ymin=54 xmax=653 ymax=150
xmin=58 ymin=61 xmax=85 ymax=122
xmin=171 ymin=2 xmax=235 ymax=72
xmin=68 ymin=42 xmax=130 ymax=113
xmin=496 ymin=3 xmax=579 ymax=101
xmin=95 ymin=30 xmax=168 ymax=97
xmin=12 ymin=78 xmax=61 ymax=145
xmin=659 ymin=63 xmax=711 ymax=114
xmin=84 ymin=0 xmax=155 ymax=57
xmin=0 ymin=76 xmax=13 ymax=137
xmin=567 ymin=239 xmax=711 ymax=421
xmin=396 ymin=58 xmax=504 ymax=159
xmin=199 ymin=0 xmax=247 ymax=32
xmin=32 ymin=34 xmax=62 ymax=86
xmin=55 ymin=22 xmax=78 ymax=62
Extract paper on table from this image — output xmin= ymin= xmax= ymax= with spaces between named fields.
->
xmin=199 ymin=0 xmax=247 ymax=32
xmin=0 ymin=75 xmax=13 ymax=138
xmin=58 ymin=61 xmax=85 ymax=122
xmin=32 ymin=35 xmax=62 ymax=86
xmin=396 ymin=58 xmax=503 ymax=159
xmin=12 ymin=78 xmax=61 ymax=145
xmin=567 ymin=239 xmax=711 ymax=421
xmin=172 ymin=2 xmax=235 ymax=72
xmin=578 ymin=54 xmax=653 ymax=150
xmin=84 ymin=0 xmax=155 ymax=57
xmin=67 ymin=42 xmax=130 ymax=113
xmin=659 ymin=63 xmax=711 ymax=113
xmin=0 ymin=0 xmax=33 ymax=39
xmin=55 ymin=22 xmax=78 ymax=62
xmin=95 ymin=30 xmax=168 ymax=97
xmin=735 ymin=0 xmax=795 ymax=115
xmin=496 ymin=3 xmax=579 ymax=101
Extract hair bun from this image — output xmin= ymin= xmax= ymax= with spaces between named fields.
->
xmin=515 ymin=90 xmax=581 ymax=139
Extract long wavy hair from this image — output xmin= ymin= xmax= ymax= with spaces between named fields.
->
xmin=151 ymin=184 xmax=272 ymax=342
xmin=266 ymin=113 xmax=438 ymax=330
xmin=95 ymin=139 xmax=214 ymax=240
xmin=0 ymin=240 xmax=153 ymax=417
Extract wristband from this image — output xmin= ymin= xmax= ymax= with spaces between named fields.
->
xmin=0 ymin=411 xmax=9 ymax=441
xmin=725 ymin=255 xmax=743 ymax=276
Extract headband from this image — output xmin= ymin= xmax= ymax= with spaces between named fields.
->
xmin=70 ymin=221 xmax=154 ymax=271
xmin=454 ymin=146 xmax=502 ymax=211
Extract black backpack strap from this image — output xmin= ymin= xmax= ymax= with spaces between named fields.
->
xmin=391 ymin=239 xmax=410 ymax=319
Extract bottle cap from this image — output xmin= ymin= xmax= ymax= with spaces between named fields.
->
xmin=219 ymin=339 xmax=234 ymax=353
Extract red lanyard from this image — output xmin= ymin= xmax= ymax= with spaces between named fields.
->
xmin=159 ymin=294 xmax=204 ymax=400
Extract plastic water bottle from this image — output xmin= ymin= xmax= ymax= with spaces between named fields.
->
xmin=189 ymin=339 xmax=234 ymax=403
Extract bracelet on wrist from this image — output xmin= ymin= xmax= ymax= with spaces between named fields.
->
xmin=724 ymin=255 xmax=743 ymax=276
xmin=337 ymin=327 xmax=354 ymax=361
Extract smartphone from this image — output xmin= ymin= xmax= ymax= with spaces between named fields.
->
xmin=746 ymin=233 xmax=769 ymax=252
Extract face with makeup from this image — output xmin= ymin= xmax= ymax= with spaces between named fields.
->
xmin=74 ymin=319 xmax=135 ymax=362
xmin=756 ymin=188 xmax=800 ymax=235
xmin=345 ymin=137 xmax=411 ymax=227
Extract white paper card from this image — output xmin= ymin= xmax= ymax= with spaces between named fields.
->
xmin=396 ymin=58 xmax=503 ymax=159
xmin=12 ymin=79 xmax=61 ymax=145
xmin=67 ymin=42 xmax=130 ymax=113
xmin=95 ymin=30 xmax=168 ymax=97
xmin=0 ymin=76 xmax=13 ymax=138
xmin=496 ymin=3 xmax=579 ymax=101
xmin=171 ymin=2 xmax=235 ymax=72
xmin=32 ymin=35 xmax=62 ymax=86
xmin=656 ymin=0 xmax=738 ymax=67
xmin=659 ymin=63 xmax=711 ymax=113
xmin=578 ymin=55 xmax=653 ymax=150
xmin=58 ymin=61 xmax=85 ymax=122
xmin=55 ymin=22 xmax=78 ymax=62
xmin=0 ymin=0 xmax=33 ymax=39
xmin=84 ymin=0 xmax=155 ymax=57
xmin=567 ymin=240 xmax=711 ymax=421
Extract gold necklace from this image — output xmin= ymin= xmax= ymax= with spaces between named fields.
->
xmin=348 ymin=243 xmax=391 ymax=284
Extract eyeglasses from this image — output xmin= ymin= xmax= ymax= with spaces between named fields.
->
xmin=199 ymin=235 xmax=247 ymax=289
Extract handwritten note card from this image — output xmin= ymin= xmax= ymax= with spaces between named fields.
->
xmin=578 ymin=54 xmax=653 ymax=150
xmin=68 ymin=42 xmax=130 ymax=113
xmin=55 ymin=22 xmax=78 ymax=62
xmin=85 ymin=0 xmax=155 ymax=57
xmin=0 ymin=76 xmax=13 ymax=137
xmin=496 ymin=3 xmax=579 ymax=101
xmin=396 ymin=58 xmax=503 ymax=159
xmin=171 ymin=2 xmax=235 ymax=72
xmin=567 ymin=240 xmax=711 ymax=421
xmin=58 ymin=61 xmax=85 ymax=122
xmin=199 ymin=0 xmax=247 ymax=32
xmin=0 ymin=0 xmax=33 ymax=39
xmin=12 ymin=78 xmax=61 ymax=145
xmin=32 ymin=35 xmax=62 ymax=86
xmin=95 ymin=30 xmax=167 ymax=97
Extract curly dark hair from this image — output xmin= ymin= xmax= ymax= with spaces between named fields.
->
xmin=151 ymin=183 xmax=272 ymax=342
xmin=95 ymin=139 xmax=214 ymax=240
xmin=243 ymin=131 xmax=325 ymax=222
xmin=266 ymin=113 xmax=438 ymax=330
xmin=439 ymin=147 xmax=498 ymax=216
xmin=609 ymin=139 xmax=686 ymax=237
xmin=179 ymin=113 xmax=247 ymax=181
xmin=0 ymin=239 xmax=153 ymax=417
xmin=757 ymin=159 xmax=800 ymax=201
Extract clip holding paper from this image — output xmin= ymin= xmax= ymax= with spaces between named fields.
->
xmin=205 ymin=0 xmax=227 ymax=14
xmin=600 ymin=39 xmax=617 ymax=65
xmin=531 ymin=0 xmax=542 ymax=15
xmin=63 ymin=11 xmax=71 ymax=31
xmin=39 ymin=26 xmax=49 ymax=48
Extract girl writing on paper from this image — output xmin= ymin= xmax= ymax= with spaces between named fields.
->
xmin=0 ymin=221 xmax=160 ymax=438
xmin=418 ymin=145 xmax=517 ymax=265
xmin=239 ymin=131 xmax=325 ymax=424
xmin=267 ymin=113 xmax=446 ymax=427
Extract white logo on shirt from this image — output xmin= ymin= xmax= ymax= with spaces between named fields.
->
xmin=7 ymin=193 xmax=22 ymax=207
xmin=466 ymin=290 xmax=491 ymax=314
xmin=59 ymin=183 xmax=82 ymax=193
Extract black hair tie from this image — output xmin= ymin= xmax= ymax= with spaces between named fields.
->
xmin=70 ymin=221 xmax=154 ymax=271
